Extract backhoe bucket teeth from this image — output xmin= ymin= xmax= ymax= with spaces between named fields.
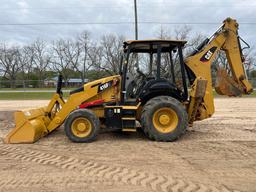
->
xmin=4 ymin=109 xmax=49 ymax=144
xmin=214 ymin=68 xmax=243 ymax=97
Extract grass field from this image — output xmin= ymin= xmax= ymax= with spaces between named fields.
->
xmin=0 ymin=87 xmax=72 ymax=90
xmin=0 ymin=92 xmax=70 ymax=100
xmin=0 ymin=90 xmax=255 ymax=100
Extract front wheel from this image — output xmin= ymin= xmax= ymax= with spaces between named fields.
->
xmin=141 ymin=96 xmax=188 ymax=141
xmin=64 ymin=109 xmax=100 ymax=143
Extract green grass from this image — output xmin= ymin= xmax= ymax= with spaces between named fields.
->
xmin=0 ymin=92 xmax=69 ymax=100
xmin=0 ymin=90 xmax=255 ymax=100
xmin=242 ymin=91 xmax=256 ymax=97
xmin=0 ymin=87 xmax=72 ymax=90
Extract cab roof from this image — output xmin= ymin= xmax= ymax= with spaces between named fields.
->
xmin=123 ymin=39 xmax=187 ymax=53
xmin=125 ymin=39 xmax=187 ymax=45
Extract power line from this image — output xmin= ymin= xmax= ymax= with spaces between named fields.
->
xmin=0 ymin=5 xmax=256 ymax=10
xmin=0 ymin=22 xmax=255 ymax=26
xmin=0 ymin=22 xmax=131 ymax=26
xmin=1 ymin=1 xmax=256 ymax=11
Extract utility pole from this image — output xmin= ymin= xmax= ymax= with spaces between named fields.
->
xmin=134 ymin=0 xmax=139 ymax=67
xmin=134 ymin=0 xmax=138 ymax=40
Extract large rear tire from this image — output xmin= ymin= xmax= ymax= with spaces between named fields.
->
xmin=64 ymin=109 xmax=100 ymax=143
xmin=141 ymin=96 xmax=188 ymax=141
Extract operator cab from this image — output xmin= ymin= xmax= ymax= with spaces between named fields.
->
xmin=120 ymin=40 xmax=188 ymax=105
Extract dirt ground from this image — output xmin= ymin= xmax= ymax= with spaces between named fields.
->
xmin=0 ymin=98 xmax=255 ymax=192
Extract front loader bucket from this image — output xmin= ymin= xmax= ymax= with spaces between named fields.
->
xmin=4 ymin=109 xmax=49 ymax=144
xmin=214 ymin=68 xmax=243 ymax=97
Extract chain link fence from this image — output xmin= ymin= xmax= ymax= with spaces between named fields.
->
xmin=0 ymin=79 xmax=84 ymax=89
xmin=0 ymin=78 xmax=255 ymax=90
xmin=250 ymin=78 xmax=256 ymax=88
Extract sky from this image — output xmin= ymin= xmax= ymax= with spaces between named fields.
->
xmin=0 ymin=0 xmax=255 ymax=46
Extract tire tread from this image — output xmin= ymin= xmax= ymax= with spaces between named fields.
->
xmin=64 ymin=109 xmax=100 ymax=143
xmin=141 ymin=96 xmax=188 ymax=141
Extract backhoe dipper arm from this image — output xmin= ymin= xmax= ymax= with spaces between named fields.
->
xmin=185 ymin=18 xmax=253 ymax=123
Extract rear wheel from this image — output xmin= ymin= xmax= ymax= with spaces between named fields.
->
xmin=64 ymin=109 xmax=100 ymax=143
xmin=141 ymin=96 xmax=188 ymax=141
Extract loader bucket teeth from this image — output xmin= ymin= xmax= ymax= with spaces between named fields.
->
xmin=4 ymin=110 xmax=49 ymax=144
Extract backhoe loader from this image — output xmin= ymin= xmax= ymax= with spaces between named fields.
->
xmin=4 ymin=17 xmax=253 ymax=143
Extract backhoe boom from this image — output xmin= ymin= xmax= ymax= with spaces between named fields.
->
xmin=186 ymin=17 xmax=253 ymax=123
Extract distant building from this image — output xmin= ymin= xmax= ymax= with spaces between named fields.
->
xmin=44 ymin=77 xmax=89 ymax=87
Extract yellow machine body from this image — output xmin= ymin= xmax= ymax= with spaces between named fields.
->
xmin=4 ymin=17 xmax=253 ymax=144
xmin=4 ymin=75 xmax=121 ymax=143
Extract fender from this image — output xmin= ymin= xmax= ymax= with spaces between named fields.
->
xmin=138 ymin=79 xmax=184 ymax=104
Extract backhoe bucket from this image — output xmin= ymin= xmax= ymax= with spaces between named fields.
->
xmin=4 ymin=108 xmax=50 ymax=144
xmin=214 ymin=68 xmax=243 ymax=97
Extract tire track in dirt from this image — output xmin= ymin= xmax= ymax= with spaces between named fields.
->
xmin=200 ymin=142 xmax=256 ymax=159
xmin=150 ymin=141 xmax=256 ymax=160
xmin=0 ymin=173 xmax=113 ymax=190
xmin=0 ymin=145 xmax=239 ymax=192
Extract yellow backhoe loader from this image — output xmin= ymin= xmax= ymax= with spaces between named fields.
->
xmin=4 ymin=17 xmax=253 ymax=143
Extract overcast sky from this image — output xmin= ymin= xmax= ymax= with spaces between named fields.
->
xmin=0 ymin=0 xmax=255 ymax=45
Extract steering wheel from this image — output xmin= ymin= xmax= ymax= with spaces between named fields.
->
xmin=136 ymin=68 xmax=147 ymax=79
xmin=56 ymin=74 xmax=63 ymax=95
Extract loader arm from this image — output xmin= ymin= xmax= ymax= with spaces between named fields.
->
xmin=4 ymin=75 xmax=121 ymax=143
xmin=185 ymin=17 xmax=253 ymax=124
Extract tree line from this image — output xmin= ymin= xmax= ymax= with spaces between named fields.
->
xmin=0 ymin=31 xmax=126 ymax=88
xmin=0 ymin=27 xmax=255 ymax=88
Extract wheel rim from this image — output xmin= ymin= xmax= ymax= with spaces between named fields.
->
xmin=71 ymin=117 xmax=92 ymax=138
xmin=152 ymin=107 xmax=178 ymax=133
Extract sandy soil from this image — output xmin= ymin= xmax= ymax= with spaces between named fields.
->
xmin=0 ymin=98 xmax=255 ymax=192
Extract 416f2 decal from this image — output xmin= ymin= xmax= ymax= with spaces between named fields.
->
xmin=98 ymin=80 xmax=113 ymax=93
